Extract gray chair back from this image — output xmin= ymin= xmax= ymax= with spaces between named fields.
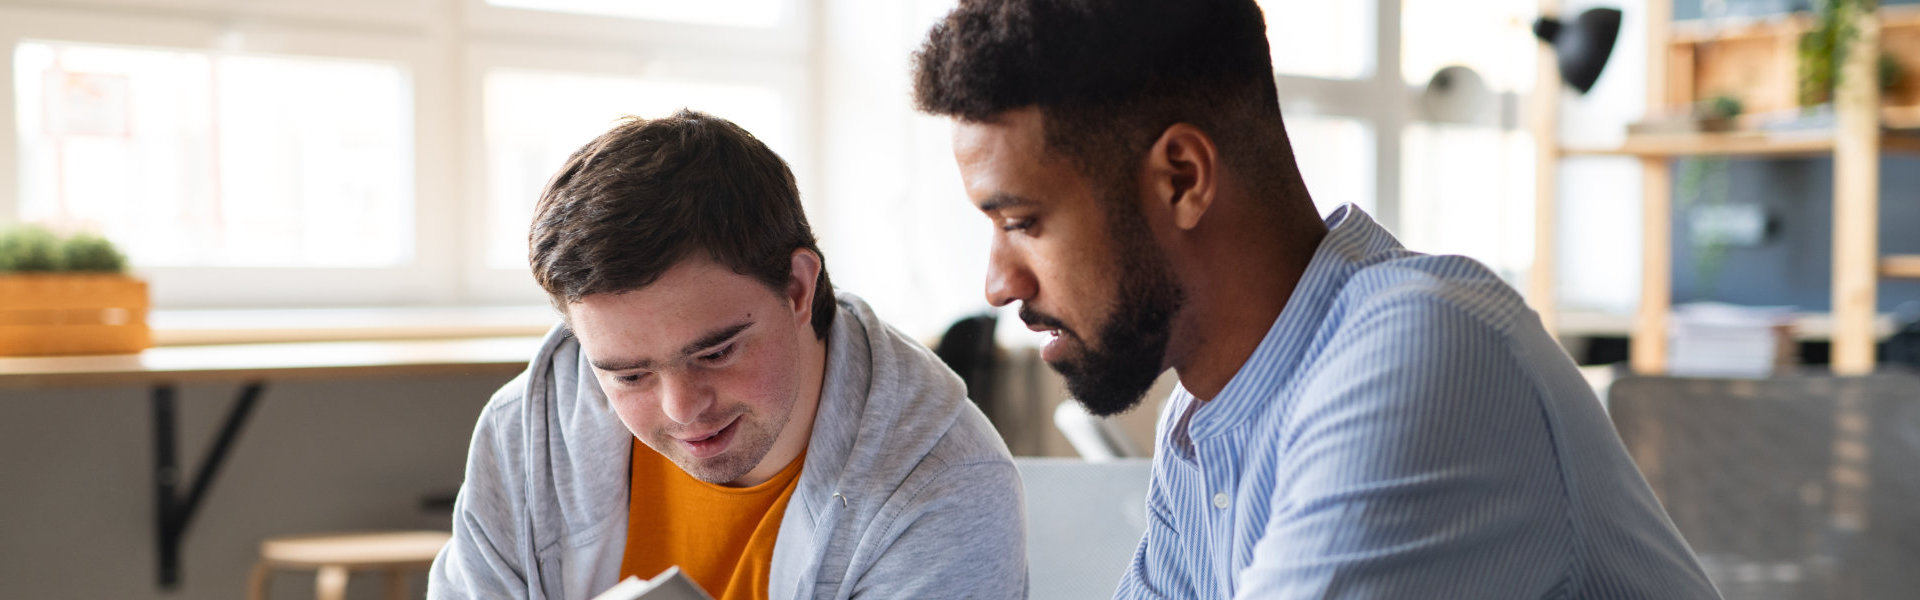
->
xmin=1609 ymin=372 xmax=1920 ymax=600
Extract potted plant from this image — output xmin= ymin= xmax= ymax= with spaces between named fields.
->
xmin=0 ymin=225 xmax=151 ymax=356
xmin=1798 ymin=0 xmax=1901 ymax=107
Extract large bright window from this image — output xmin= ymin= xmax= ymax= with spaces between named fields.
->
xmin=1 ymin=0 xmax=807 ymax=309
xmin=1401 ymin=0 xmax=1538 ymax=92
xmin=1 ymin=0 xmax=1562 ymax=332
xmin=15 ymin=41 xmax=413 ymax=269
xmin=1286 ymin=115 xmax=1375 ymax=217
xmin=484 ymin=0 xmax=787 ymax=28
xmin=1259 ymin=0 xmax=1373 ymax=80
xmin=828 ymin=0 xmax=1553 ymax=338
xmin=481 ymin=69 xmax=795 ymax=269
xmin=1400 ymin=124 xmax=1536 ymax=284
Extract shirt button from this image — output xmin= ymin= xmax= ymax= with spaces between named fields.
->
xmin=1212 ymin=492 xmax=1230 ymax=509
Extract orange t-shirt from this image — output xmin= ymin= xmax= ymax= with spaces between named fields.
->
xmin=619 ymin=439 xmax=805 ymax=600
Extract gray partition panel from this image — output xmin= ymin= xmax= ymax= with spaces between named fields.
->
xmin=1609 ymin=372 xmax=1920 ymax=600
xmin=1015 ymin=457 xmax=1154 ymax=600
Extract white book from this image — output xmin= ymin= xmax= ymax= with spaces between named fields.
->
xmin=590 ymin=566 xmax=715 ymax=600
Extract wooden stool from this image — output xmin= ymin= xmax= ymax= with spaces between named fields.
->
xmin=248 ymin=531 xmax=451 ymax=600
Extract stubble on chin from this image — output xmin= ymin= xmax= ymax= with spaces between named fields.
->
xmin=654 ymin=409 xmax=792 ymax=486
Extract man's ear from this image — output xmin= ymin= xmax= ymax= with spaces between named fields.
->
xmin=1142 ymin=123 xmax=1219 ymax=231
xmin=786 ymin=248 xmax=823 ymax=325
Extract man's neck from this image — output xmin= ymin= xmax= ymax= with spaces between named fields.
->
xmin=1169 ymin=224 xmax=1322 ymax=401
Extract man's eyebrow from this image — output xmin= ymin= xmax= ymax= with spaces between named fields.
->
xmin=977 ymin=192 xmax=1035 ymax=213
xmin=588 ymin=355 xmax=655 ymax=373
xmin=586 ymin=321 xmax=752 ymax=372
xmin=680 ymin=321 xmax=752 ymax=357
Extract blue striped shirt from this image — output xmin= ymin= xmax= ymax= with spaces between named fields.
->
xmin=1114 ymin=206 xmax=1720 ymax=599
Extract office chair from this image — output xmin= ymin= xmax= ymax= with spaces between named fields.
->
xmin=934 ymin=312 xmax=999 ymax=422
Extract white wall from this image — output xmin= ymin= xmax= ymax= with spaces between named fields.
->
xmin=0 ymin=374 xmax=505 ymax=599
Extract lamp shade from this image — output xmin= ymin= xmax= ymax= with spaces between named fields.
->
xmin=1533 ymin=8 xmax=1622 ymax=94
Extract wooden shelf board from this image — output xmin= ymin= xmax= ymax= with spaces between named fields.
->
xmin=1563 ymin=131 xmax=1920 ymax=158
xmin=1668 ymin=5 xmax=1920 ymax=44
xmin=0 ymin=336 xmax=542 ymax=388
xmin=148 ymin=306 xmax=557 ymax=346
xmin=1883 ymin=254 xmax=1920 ymax=279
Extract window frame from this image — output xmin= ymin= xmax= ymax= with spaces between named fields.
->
xmin=2 ymin=0 xmax=1545 ymax=318
xmin=0 ymin=4 xmax=461 ymax=308
xmin=1267 ymin=0 xmax=1535 ymax=274
xmin=462 ymin=0 xmax=811 ymax=55
xmin=0 ymin=0 xmax=811 ymax=310
xmin=457 ymin=40 xmax=813 ymax=304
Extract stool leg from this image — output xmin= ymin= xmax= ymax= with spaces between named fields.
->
xmin=248 ymin=563 xmax=271 ymax=600
xmin=316 ymin=565 xmax=348 ymax=600
xmin=385 ymin=568 xmax=407 ymax=600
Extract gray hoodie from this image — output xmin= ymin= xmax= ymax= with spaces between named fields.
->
xmin=429 ymin=293 xmax=1028 ymax=599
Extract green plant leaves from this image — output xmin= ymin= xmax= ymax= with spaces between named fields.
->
xmin=1799 ymin=0 xmax=1886 ymax=107
xmin=0 ymin=225 xmax=129 ymax=273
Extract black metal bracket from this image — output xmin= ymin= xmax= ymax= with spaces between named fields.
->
xmin=153 ymin=381 xmax=264 ymax=590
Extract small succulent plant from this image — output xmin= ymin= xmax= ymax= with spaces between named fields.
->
xmin=60 ymin=233 xmax=129 ymax=272
xmin=0 ymin=225 xmax=129 ymax=273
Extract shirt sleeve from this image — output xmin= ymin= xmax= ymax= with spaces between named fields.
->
xmin=849 ymin=460 xmax=1029 ymax=599
xmin=429 ymin=387 xmax=535 ymax=600
xmin=1233 ymin=295 xmax=1573 ymax=598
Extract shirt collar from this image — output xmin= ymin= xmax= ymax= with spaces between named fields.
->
xmin=1183 ymin=204 xmax=1405 ymax=442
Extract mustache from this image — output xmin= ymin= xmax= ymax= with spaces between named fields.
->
xmin=1018 ymin=306 xmax=1073 ymax=338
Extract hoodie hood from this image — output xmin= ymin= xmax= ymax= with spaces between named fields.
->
xmin=435 ymin=290 xmax=1016 ymax=599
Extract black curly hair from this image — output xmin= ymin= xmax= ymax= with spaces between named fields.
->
xmin=912 ymin=0 xmax=1307 ymax=217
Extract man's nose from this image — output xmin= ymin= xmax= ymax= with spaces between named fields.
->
xmin=984 ymin=236 xmax=1036 ymax=308
xmin=658 ymin=375 xmax=714 ymax=426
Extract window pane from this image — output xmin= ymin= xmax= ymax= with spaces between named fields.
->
xmin=1400 ymin=123 xmax=1534 ymax=284
xmin=1401 ymin=0 xmax=1536 ymax=92
xmin=1257 ymin=0 xmax=1371 ymax=79
xmin=485 ymin=0 xmax=785 ymax=28
xmin=482 ymin=68 xmax=794 ymax=269
xmin=1285 ymin=115 xmax=1373 ymax=217
xmin=14 ymin=41 xmax=413 ymax=268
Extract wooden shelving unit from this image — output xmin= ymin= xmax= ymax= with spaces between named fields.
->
xmin=1563 ymin=130 xmax=1920 ymax=157
xmin=1535 ymin=2 xmax=1920 ymax=375
xmin=1884 ymin=254 xmax=1920 ymax=279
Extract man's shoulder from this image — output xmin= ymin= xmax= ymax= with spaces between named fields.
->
xmin=1281 ymin=252 xmax=1558 ymax=408
xmin=1331 ymin=252 xmax=1533 ymax=338
xmin=816 ymin=289 xmax=1013 ymax=483
xmin=480 ymin=325 xmax=581 ymax=421
xmin=473 ymin=325 xmax=625 ymax=455
xmin=923 ymin=402 xmax=1016 ymax=469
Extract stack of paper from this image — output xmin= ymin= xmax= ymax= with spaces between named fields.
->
xmin=591 ymin=566 xmax=714 ymax=600
xmin=1668 ymin=302 xmax=1797 ymax=378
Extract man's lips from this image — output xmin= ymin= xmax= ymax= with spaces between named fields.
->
xmin=675 ymin=416 xmax=736 ymax=442
xmin=675 ymin=416 xmax=740 ymax=459
xmin=1018 ymin=306 xmax=1071 ymax=338
xmin=1022 ymin=313 xmax=1079 ymax=363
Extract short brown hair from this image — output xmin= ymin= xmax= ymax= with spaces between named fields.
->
xmin=529 ymin=109 xmax=835 ymax=339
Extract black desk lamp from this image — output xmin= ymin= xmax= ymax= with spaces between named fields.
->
xmin=1533 ymin=8 xmax=1622 ymax=94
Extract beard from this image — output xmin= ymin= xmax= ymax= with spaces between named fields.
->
xmin=1027 ymin=202 xmax=1184 ymax=417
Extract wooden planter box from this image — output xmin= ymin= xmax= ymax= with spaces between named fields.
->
xmin=0 ymin=274 xmax=151 ymax=356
